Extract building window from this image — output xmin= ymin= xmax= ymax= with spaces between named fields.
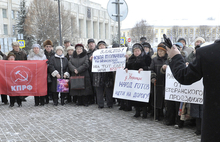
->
xmin=185 ymin=29 xmax=187 ymax=33
xmin=190 ymin=29 xmax=193 ymax=33
xmin=3 ymin=9 xmax=7 ymax=18
xmin=11 ymin=10 xmax=14 ymax=19
xmin=12 ymin=25 xmax=16 ymax=35
xmin=161 ymin=29 xmax=164 ymax=33
xmin=155 ymin=29 xmax=158 ymax=33
xmin=4 ymin=24 xmax=8 ymax=35
xmin=155 ymin=38 xmax=158 ymax=43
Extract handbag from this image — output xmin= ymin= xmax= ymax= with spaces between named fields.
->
xmin=70 ymin=75 xmax=85 ymax=90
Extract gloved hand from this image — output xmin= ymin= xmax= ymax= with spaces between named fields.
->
xmin=163 ymin=34 xmax=172 ymax=48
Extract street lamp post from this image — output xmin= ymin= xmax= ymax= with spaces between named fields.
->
xmin=57 ymin=0 xmax=62 ymax=46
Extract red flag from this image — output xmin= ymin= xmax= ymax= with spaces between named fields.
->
xmin=0 ymin=60 xmax=47 ymax=96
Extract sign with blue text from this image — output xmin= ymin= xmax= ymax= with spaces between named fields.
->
xmin=165 ymin=66 xmax=203 ymax=104
xmin=92 ymin=47 xmax=127 ymax=72
xmin=113 ymin=69 xmax=151 ymax=102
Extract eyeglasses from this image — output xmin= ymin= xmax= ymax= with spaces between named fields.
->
xmin=46 ymin=45 xmax=52 ymax=48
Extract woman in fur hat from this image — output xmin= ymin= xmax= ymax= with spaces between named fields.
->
xmin=68 ymin=44 xmax=92 ymax=106
xmin=124 ymin=43 xmax=152 ymax=118
xmin=49 ymin=46 xmax=70 ymax=106
xmin=28 ymin=44 xmax=47 ymax=106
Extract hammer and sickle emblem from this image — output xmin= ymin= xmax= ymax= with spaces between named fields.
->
xmin=15 ymin=70 xmax=29 ymax=82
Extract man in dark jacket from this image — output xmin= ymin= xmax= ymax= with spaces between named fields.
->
xmin=167 ymin=41 xmax=220 ymax=142
xmin=87 ymin=39 xmax=96 ymax=104
xmin=43 ymin=39 xmax=55 ymax=103
xmin=10 ymin=41 xmax=27 ymax=102
xmin=10 ymin=41 xmax=27 ymax=60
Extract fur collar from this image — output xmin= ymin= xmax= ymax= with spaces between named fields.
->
xmin=73 ymin=49 xmax=87 ymax=58
xmin=28 ymin=49 xmax=45 ymax=58
xmin=55 ymin=54 xmax=65 ymax=58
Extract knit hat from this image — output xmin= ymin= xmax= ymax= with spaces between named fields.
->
xmin=174 ymin=42 xmax=183 ymax=48
xmin=75 ymin=44 xmax=84 ymax=49
xmin=157 ymin=42 xmax=167 ymax=52
xmin=43 ymin=39 xmax=53 ymax=47
xmin=142 ymin=42 xmax=151 ymax=48
xmin=31 ymin=44 xmax=41 ymax=49
xmin=97 ymin=41 xmax=106 ymax=47
xmin=12 ymin=41 xmax=20 ymax=47
xmin=88 ymin=39 xmax=95 ymax=44
xmin=132 ymin=43 xmax=143 ymax=51
xmin=194 ymin=37 xmax=205 ymax=45
xmin=67 ymin=46 xmax=75 ymax=51
xmin=55 ymin=46 xmax=64 ymax=53
xmin=7 ymin=52 xmax=16 ymax=60
xmin=140 ymin=37 xmax=147 ymax=41
xmin=177 ymin=38 xmax=186 ymax=45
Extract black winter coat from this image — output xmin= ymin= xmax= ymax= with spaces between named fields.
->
xmin=186 ymin=50 xmax=203 ymax=119
xmin=49 ymin=54 xmax=69 ymax=93
xmin=126 ymin=54 xmax=151 ymax=70
xmin=87 ymin=48 xmax=96 ymax=72
xmin=44 ymin=50 xmax=55 ymax=60
xmin=68 ymin=50 xmax=92 ymax=96
xmin=169 ymin=41 xmax=220 ymax=142
xmin=149 ymin=54 xmax=167 ymax=109
xmin=10 ymin=49 xmax=27 ymax=60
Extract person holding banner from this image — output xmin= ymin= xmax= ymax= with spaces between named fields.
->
xmin=6 ymin=52 xmax=22 ymax=107
xmin=27 ymin=44 xmax=47 ymax=106
xmin=149 ymin=42 xmax=168 ymax=121
xmin=125 ymin=43 xmax=152 ymax=118
xmin=68 ymin=44 xmax=92 ymax=106
xmin=49 ymin=46 xmax=70 ymax=106
xmin=92 ymin=41 xmax=114 ymax=109
xmin=10 ymin=41 xmax=28 ymax=102
xmin=0 ymin=45 xmax=8 ymax=104
xmin=166 ymin=39 xmax=220 ymax=142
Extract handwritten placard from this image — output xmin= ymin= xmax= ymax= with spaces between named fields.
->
xmin=165 ymin=66 xmax=203 ymax=104
xmin=113 ymin=69 xmax=151 ymax=103
xmin=92 ymin=47 xmax=127 ymax=72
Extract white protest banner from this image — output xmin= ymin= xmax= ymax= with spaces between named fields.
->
xmin=92 ymin=47 xmax=127 ymax=72
xmin=113 ymin=69 xmax=151 ymax=103
xmin=165 ymin=66 xmax=203 ymax=104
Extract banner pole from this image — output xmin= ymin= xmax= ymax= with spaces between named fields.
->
xmin=154 ymin=80 xmax=156 ymax=121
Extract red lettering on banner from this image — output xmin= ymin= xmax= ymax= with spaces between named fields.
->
xmin=128 ymin=73 xmax=142 ymax=81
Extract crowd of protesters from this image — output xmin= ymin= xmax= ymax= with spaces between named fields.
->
xmin=0 ymin=36 xmax=209 ymax=137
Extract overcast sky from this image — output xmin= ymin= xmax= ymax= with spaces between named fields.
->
xmin=90 ymin=0 xmax=220 ymax=29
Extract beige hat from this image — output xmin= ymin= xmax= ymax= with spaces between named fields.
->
xmin=67 ymin=46 xmax=75 ymax=51
xmin=12 ymin=41 xmax=20 ymax=47
xmin=194 ymin=37 xmax=205 ymax=46
xmin=55 ymin=46 xmax=64 ymax=53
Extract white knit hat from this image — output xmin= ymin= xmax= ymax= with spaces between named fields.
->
xmin=67 ymin=46 xmax=75 ymax=51
xmin=55 ymin=46 xmax=64 ymax=53
xmin=194 ymin=37 xmax=205 ymax=45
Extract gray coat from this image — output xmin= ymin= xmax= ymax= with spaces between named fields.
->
xmin=68 ymin=49 xmax=92 ymax=96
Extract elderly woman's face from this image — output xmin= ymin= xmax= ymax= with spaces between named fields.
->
xmin=8 ymin=56 xmax=15 ymax=61
xmin=56 ymin=49 xmax=63 ymax=55
xmin=134 ymin=48 xmax=141 ymax=57
xmin=76 ymin=46 xmax=83 ymax=55
xmin=68 ymin=49 xmax=74 ymax=55
xmin=98 ymin=43 xmax=106 ymax=49
xmin=33 ymin=47 xmax=40 ymax=54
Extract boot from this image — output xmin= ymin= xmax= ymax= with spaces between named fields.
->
xmin=134 ymin=107 xmax=141 ymax=117
xmin=61 ymin=98 xmax=65 ymax=106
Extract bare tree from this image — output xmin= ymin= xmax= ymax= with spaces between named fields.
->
xmin=195 ymin=25 xmax=211 ymax=42
xmin=130 ymin=19 xmax=155 ymax=44
xmin=183 ymin=27 xmax=194 ymax=46
xmin=167 ymin=26 xmax=180 ymax=43
xmin=25 ymin=0 xmax=78 ymax=46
